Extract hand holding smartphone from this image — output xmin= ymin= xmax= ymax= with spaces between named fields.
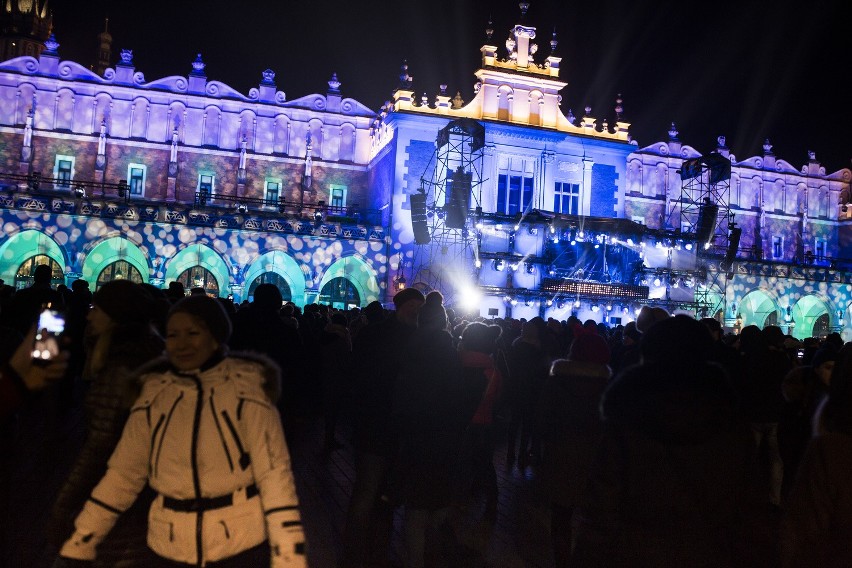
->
xmin=31 ymin=304 xmax=65 ymax=365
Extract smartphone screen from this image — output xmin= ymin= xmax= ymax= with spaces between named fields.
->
xmin=32 ymin=307 xmax=65 ymax=364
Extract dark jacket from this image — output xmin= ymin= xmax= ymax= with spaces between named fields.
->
xmin=573 ymin=361 xmax=773 ymax=568
xmin=389 ymin=327 xmax=464 ymax=510
xmin=350 ymin=315 xmax=416 ymax=456
xmin=782 ymin=432 xmax=852 ymax=568
xmin=537 ymin=359 xmax=610 ymax=508
xmin=49 ymin=322 xmax=163 ymax=566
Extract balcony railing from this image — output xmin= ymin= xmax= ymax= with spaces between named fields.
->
xmin=0 ymin=172 xmax=387 ymax=228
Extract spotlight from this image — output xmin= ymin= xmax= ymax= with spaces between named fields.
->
xmin=493 ymin=259 xmax=505 ymax=271
xmin=475 ymin=259 xmax=482 ymax=268
xmin=546 ymin=298 xmax=553 ymax=306
xmin=653 ymin=277 xmax=662 ymax=287
xmin=573 ymin=299 xmax=581 ymax=308
xmin=606 ymin=303 xmax=612 ymax=311
xmin=525 ymin=263 xmax=535 ymax=274
xmin=685 ymin=243 xmax=694 ymax=251
xmin=591 ymin=304 xmax=600 ymax=313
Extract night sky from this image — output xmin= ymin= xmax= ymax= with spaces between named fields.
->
xmin=46 ymin=0 xmax=850 ymax=173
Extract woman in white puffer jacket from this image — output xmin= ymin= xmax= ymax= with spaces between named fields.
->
xmin=57 ymin=295 xmax=306 ymax=567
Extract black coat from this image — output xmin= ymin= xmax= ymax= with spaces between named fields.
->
xmin=573 ymin=361 xmax=775 ymax=568
xmin=49 ymin=323 xmax=163 ymax=566
xmin=389 ymin=327 xmax=465 ymax=510
xmin=350 ymin=315 xmax=416 ymax=456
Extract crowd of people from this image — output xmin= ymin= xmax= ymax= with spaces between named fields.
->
xmin=2 ymin=267 xmax=852 ymax=567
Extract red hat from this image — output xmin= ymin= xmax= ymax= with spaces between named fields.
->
xmin=568 ymin=333 xmax=611 ymax=365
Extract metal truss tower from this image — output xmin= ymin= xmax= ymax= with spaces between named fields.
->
xmin=667 ymin=153 xmax=733 ymax=320
xmin=410 ymin=119 xmax=485 ymax=302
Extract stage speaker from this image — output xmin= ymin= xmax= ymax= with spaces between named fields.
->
xmin=446 ymin=167 xmax=471 ymax=229
xmin=695 ymin=199 xmax=719 ymax=245
xmin=724 ymin=226 xmax=742 ymax=266
xmin=410 ymin=192 xmax=431 ymax=245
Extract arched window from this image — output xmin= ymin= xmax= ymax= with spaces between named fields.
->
xmin=176 ymin=266 xmax=220 ymax=297
xmin=318 ymin=277 xmax=359 ymax=309
xmin=96 ymin=260 xmax=144 ymax=291
xmin=15 ymin=255 xmax=63 ymax=290
xmin=246 ymin=272 xmax=292 ymax=303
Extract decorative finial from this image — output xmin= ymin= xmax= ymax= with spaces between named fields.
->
xmin=328 ymin=72 xmax=341 ymax=94
xmin=191 ymin=53 xmax=206 ymax=74
xmin=399 ymin=60 xmax=412 ymax=89
xmin=439 ymin=83 xmax=447 ymax=96
xmin=614 ymin=93 xmax=623 ymax=120
xmin=43 ymin=33 xmax=59 ymax=54
xmin=567 ymin=108 xmax=576 ymax=125
xmin=717 ymin=135 xmax=727 ymax=148
xmin=668 ymin=122 xmax=679 ymax=140
xmin=261 ymin=69 xmax=275 ymax=84
xmin=485 ymin=17 xmax=494 ymax=41
xmin=763 ymin=138 xmax=773 ymax=154
xmin=452 ymin=91 xmax=464 ymax=109
xmin=584 ymin=105 xmax=592 ymax=116
xmin=519 ymin=2 xmax=530 ymax=19
xmin=119 ymin=49 xmax=133 ymax=64
xmin=550 ymin=27 xmax=558 ymax=54
xmin=421 ymin=92 xmax=429 ymax=106
xmin=808 ymin=150 xmax=816 ymax=161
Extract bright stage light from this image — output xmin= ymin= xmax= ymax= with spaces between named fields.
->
xmin=458 ymin=285 xmax=482 ymax=312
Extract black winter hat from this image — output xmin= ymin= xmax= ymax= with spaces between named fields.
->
xmin=640 ymin=314 xmax=713 ymax=366
xmin=92 ymin=280 xmax=155 ymax=325
xmin=168 ymin=295 xmax=232 ymax=344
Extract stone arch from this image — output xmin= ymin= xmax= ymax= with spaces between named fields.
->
xmin=737 ymin=289 xmax=779 ymax=329
xmin=54 ymin=87 xmax=76 ymax=131
xmin=791 ymin=295 xmax=830 ymax=340
xmin=202 ymin=104 xmax=222 ymax=147
xmin=242 ymin=250 xmax=308 ymax=307
xmin=80 ymin=236 xmax=149 ymax=288
xmin=528 ymin=89 xmax=544 ymax=127
xmin=238 ymin=109 xmax=257 ymax=149
xmin=16 ymin=82 xmax=37 ymax=125
xmin=130 ymin=96 xmax=151 ymax=139
xmin=163 ymin=243 xmax=230 ymax=297
xmin=307 ymin=118 xmax=323 ymax=158
xmin=273 ymin=114 xmax=290 ymax=155
xmin=0 ymin=229 xmax=66 ymax=283
xmin=497 ymin=85 xmax=513 ymax=122
xmin=316 ymin=254 xmax=379 ymax=308
xmin=339 ymin=122 xmax=356 ymax=163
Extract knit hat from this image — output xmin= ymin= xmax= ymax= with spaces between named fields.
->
xmin=92 ymin=280 xmax=155 ymax=325
xmin=569 ymin=332 xmax=611 ymax=365
xmin=812 ymin=346 xmax=837 ymax=370
xmin=640 ymin=314 xmax=713 ymax=366
xmin=168 ymin=295 xmax=232 ymax=344
xmin=417 ymin=291 xmax=447 ymax=330
xmin=461 ymin=322 xmax=502 ymax=354
xmin=635 ymin=305 xmax=670 ymax=333
xmin=252 ymin=283 xmax=283 ymax=309
xmin=392 ymin=287 xmax=425 ymax=308
xmin=623 ymin=321 xmax=641 ymax=343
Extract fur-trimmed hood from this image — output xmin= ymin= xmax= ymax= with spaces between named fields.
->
xmin=135 ymin=350 xmax=282 ymax=403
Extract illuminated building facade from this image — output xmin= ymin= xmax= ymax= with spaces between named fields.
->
xmin=1 ymin=6 xmax=851 ymax=339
